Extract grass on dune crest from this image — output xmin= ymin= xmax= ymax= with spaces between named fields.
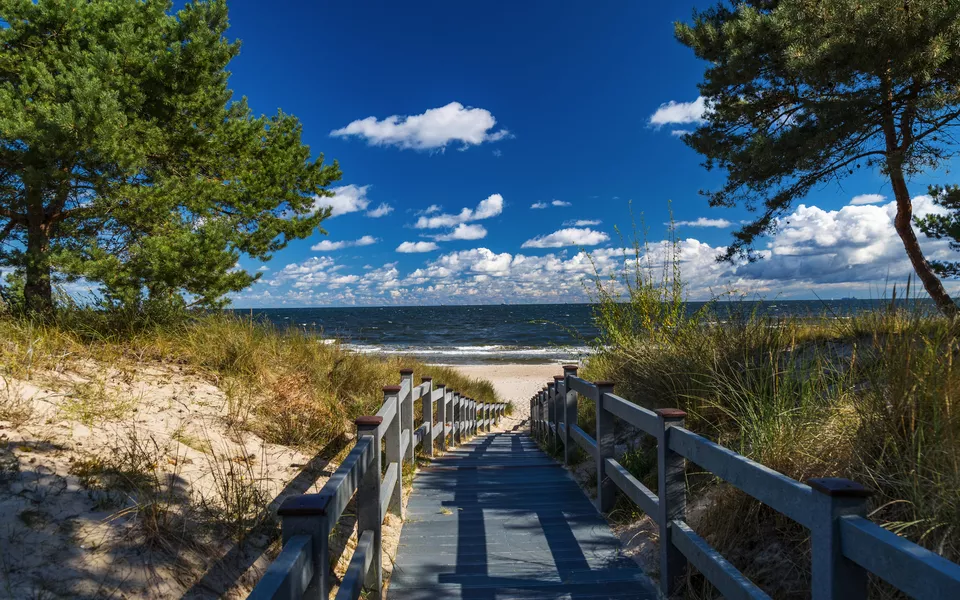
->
xmin=0 ymin=309 xmax=501 ymax=451
xmin=575 ymin=223 xmax=958 ymax=599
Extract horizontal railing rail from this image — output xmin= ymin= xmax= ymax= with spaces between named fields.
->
xmin=529 ymin=365 xmax=960 ymax=600
xmin=250 ymin=369 xmax=506 ymax=600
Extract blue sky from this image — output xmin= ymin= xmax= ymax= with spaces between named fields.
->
xmin=220 ymin=1 xmax=960 ymax=307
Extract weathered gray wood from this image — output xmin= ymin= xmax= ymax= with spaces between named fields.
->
xmin=567 ymin=375 xmax=599 ymax=402
xmin=604 ymin=457 xmax=657 ymax=517
xmin=278 ymin=513 xmax=329 ymax=599
xmin=669 ymin=426 xmax=815 ymax=528
xmin=671 ymin=521 xmax=770 ymax=600
xmin=839 ymin=515 xmax=960 ymax=599
xmin=657 ymin=408 xmax=687 ymax=598
xmin=570 ymin=424 xmax=597 ymax=459
xmin=453 ymin=392 xmax=461 ymax=446
xmin=401 ymin=369 xmax=416 ymax=465
xmin=809 ymin=478 xmax=870 ymax=600
xmin=375 ymin=396 xmax=397 ymax=439
xmin=437 ymin=385 xmax=447 ymax=451
xmin=380 ymin=462 xmax=399 ymax=523
xmin=422 ymin=378 xmax=434 ymax=457
xmin=563 ymin=366 xmax=578 ymax=466
xmin=388 ymin=430 xmax=657 ymax=600
xmin=601 ymin=392 xmax=658 ymax=435
xmin=247 ymin=534 xmax=315 ymax=600
xmin=355 ymin=417 xmax=382 ymax=593
xmin=334 ymin=530 xmax=376 ymax=600
xmin=383 ymin=386 xmax=403 ymax=518
xmin=595 ymin=381 xmax=616 ymax=513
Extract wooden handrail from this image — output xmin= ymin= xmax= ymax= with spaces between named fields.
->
xmin=248 ymin=369 xmax=507 ymax=600
xmin=529 ymin=368 xmax=960 ymax=600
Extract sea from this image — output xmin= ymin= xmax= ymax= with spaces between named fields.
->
xmin=233 ymin=299 xmax=920 ymax=365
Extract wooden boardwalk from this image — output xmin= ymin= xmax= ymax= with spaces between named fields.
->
xmin=387 ymin=429 xmax=657 ymax=599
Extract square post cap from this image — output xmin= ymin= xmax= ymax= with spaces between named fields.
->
xmin=383 ymin=385 xmax=402 ymax=394
xmin=655 ymin=408 xmax=687 ymax=419
xmin=421 ymin=376 xmax=433 ymax=381
xmin=808 ymin=477 xmax=872 ymax=498
xmin=355 ymin=416 xmax=383 ymax=427
xmin=399 ymin=368 xmax=414 ymax=375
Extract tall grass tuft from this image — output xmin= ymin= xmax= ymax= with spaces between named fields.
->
xmin=579 ymin=221 xmax=959 ymax=597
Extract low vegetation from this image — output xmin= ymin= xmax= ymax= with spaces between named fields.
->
xmin=578 ymin=232 xmax=959 ymax=599
xmin=0 ymin=307 xmax=500 ymax=597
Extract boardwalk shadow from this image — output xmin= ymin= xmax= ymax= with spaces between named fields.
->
xmin=391 ymin=431 xmax=655 ymax=600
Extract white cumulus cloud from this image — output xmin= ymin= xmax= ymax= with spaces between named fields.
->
xmin=674 ymin=218 xmax=733 ymax=228
xmin=366 ymin=203 xmax=394 ymax=218
xmin=311 ymin=235 xmax=378 ymax=252
xmin=414 ymin=194 xmax=503 ymax=229
xmin=650 ymin=96 xmax=708 ymax=127
xmin=397 ymin=241 xmax=440 ymax=253
xmin=564 ymin=219 xmax=601 ymax=226
xmin=849 ymin=194 xmax=886 ymax=205
xmin=314 ymin=184 xmax=369 ymax=217
xmin=531 ymin=202 xmax=548 ymax=209
xmin=432 ymin=223 xmax=488 ymax=242
xmin=330 ymin=102 xmax=510 ymax=151
xmin=521 ymin=227 xmax=610 ymax=249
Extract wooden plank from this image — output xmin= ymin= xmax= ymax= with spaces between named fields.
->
xmin=247 ymin=535 xmax=314 ymax=600
xmin=388 ymin=431 xmax=657 ymax=600
xmin=334 ymin=530 xmax=376 ymax=600
xmin=669 ymin=427 xmax=814 ymax=528
xmin=601 ymin=393 xmax=658 ymax=434
xmin=570 ymin=424 xmax=597 ymax=459
xmin=671 ymin=521 xmax=770 ymax=600
xmin=567 ymin=376 xmax=599 ymax=401
xmin=839 ymin=515 xmax=960 ymax=599
xmin=380 ymin=462 xmax=399 ymax=524
xmin=376 ymin=396 xmax=397 ymax=438
xmin=603 ymin=457 xmax=658 ymax=517
xmin=414 ymin=422 xmax=428 ymax=448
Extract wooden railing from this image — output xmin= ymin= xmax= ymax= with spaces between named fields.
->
xmin=530 ymin=365 xmax=960 ymax=600
xmin=249 ymin=368 xmax=506 ymax=600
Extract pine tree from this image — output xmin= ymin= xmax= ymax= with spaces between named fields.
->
xmin=0 ymin=0 xmax=340 ymax=314
xmin=677 ymin=0 xmax=960 ymax=316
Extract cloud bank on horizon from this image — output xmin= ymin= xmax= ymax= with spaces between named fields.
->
xmin=234 ymin=188 xmax=958 ymax=307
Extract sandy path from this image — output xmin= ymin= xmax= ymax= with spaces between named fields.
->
xmin=445 ymin=363 xmax=572 ymax=422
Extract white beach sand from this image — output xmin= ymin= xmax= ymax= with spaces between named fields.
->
xmin=446 ymin=363 xmax=575 ymax=422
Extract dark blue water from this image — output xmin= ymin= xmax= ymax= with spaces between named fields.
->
xmin=232 ymin=299 xmax=912 ymax=364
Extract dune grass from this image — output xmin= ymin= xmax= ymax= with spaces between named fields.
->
xmin=0 ymin=309 xmax=502 ymax=452
xmin=575 ymin=230 xmax=959 ymax=598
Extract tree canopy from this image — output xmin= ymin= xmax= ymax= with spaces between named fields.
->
xmin=676 ymin=0 xmax=960 ymax=315
xmin=0 ymin=0 xmax=340 ymax=314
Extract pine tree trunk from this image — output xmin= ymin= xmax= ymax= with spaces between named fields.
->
xmin=24 ymin=213 xmax=54 ymax=317
xmin=889 ymin=162 xmax=958 ymax=317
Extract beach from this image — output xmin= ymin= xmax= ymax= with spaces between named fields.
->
xmin=448 ymin=363 xmax=569 ymax=421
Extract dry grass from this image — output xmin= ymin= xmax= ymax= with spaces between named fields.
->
xmin=0 ymin=311 xmax=502 ymax=453
xmin=584 ymin=280 xmax=959 ymax=597
xmin=0 ymin=374 xmax=34 ymax=427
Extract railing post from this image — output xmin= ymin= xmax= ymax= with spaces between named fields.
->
xmin=421 ymin=377 xmax=434 ymax=458
xmin=469 ymin=399 xmax=475 ymax=437
xmin=383 ymin=385 xmax=403 ymax=518
xmin=546 ymin=382 xmax=556 ymax=450
xmin=656 ymin=408 xmax=688 ymax=598
xmin=808 ymin=478 xmax=872 ymax=600
xmin=562 ymin=366 xmax=578 ymax=466
xmin=453 ymin=392 xmax=461 ymax=446
xmin=275 ymin=502 xmax=329 ymax=599
xmin=400 ymin=369 xmax=415 ymax=465
xmin=436 ymin=384 xmax=447 ymax=452
xmin=595 ymin=381 xmax=616 ymax=513
xmin=355 ymin=416 xmax=383 ymax=593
